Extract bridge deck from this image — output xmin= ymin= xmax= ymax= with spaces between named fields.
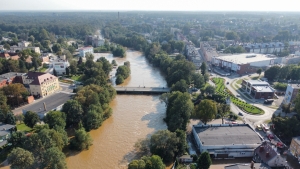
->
xmin=114 ymin=87 xmax=170 ymax=94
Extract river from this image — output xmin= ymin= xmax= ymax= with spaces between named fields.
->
xmin=66 ymin=51 xmax=168 ymax=168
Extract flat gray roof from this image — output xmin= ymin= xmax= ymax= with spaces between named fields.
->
xmin=246 ymin=80 xmax=269 ymax=86
xmin=216 ymin=53 xmax=273 ymax=65
xmin=252 ymin=86 xmax=275 ymax=93
xmin=225 ymin=163 xmax=270 ymax=169
xmin=194 ymin=125 xmax=261 ymax=146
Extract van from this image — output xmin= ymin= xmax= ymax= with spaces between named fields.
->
xmin=264 ymin=99 xmax=274 ymax=104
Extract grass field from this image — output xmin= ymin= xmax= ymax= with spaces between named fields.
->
xmin=70 ymin=75 xmax=83 ymax=81
xmin=212 ymin=77 xmax=264 ymax=115
xmin=39 ymin=67 xmax=47 ymax=72
xmin=17 ymin=123 xmax=32 ymax=132
xmin=59 ymin=79 xmax=73 ymax=84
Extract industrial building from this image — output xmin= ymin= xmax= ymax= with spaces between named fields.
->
xmin=241 ymin=80 xmax=275 ymax=99
xmin=283 ymin=84 xmax=300 ymax=104
xmin=192 ymin=124 xmax=262 ymax=158
xmin=211 ymin=53 xmax=281 ymax=75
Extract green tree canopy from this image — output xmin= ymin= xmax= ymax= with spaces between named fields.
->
xmin=194 ymin=99 xmax=217 ymax=124
xmin=43 ymin=111 xmax=66 ymax=129
xmin=7 ymin=147 xmax=35 ymax=169
xmin=24 ymin=111 xmax=40 ymax=128
xmin=41 ymin=147 xmax=67 ymax=169
xmin=70 ymin=127 xmax=93 ymax=151
xmin=197 ymin=151 xmax=212 ymax=169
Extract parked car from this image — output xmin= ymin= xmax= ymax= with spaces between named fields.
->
xmin=264 ymin=99 xmax=274 ymax=104
xmin=238 ymin=112 xmax=243 ymax=116
xmin=256 ymin=124 xmax=262 ymax=130
xmin=226 ymin=82 xmax=229 ymax=85
xmin=236 ymin=94 xmax=240 ymax=97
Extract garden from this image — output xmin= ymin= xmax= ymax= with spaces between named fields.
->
xmin=212 ymin=77 xmax=264 ymax=115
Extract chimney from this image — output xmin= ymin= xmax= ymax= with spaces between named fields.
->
xmin=43 ymin=102 xmax=47 ymax=111
xmin=266 ymin=152 xmax=270 ymax=158
xmin=259 ymin=146 xmax=264 ymax=152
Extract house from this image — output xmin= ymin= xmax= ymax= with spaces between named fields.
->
xmin=0 ymin=52 xmax=11 ymax=59
xmin=0 ymin=72 xmax=24 ymax=88
xmin=0 ymin=123 xmax=16 ymax=147
xmin=22 ymin=72 xmax=59 ymax=98
xmin=253 ymin=141 xmax=287 ymax=168
xmin=283 ymin=84 xmax=300 ymax=104
xmin=79 ymin=47 xmax=93 ymax=58
xmin=192 ymin=124 xmax=262 ymax=158
xmin=92 ymin=36 xmax=105 ymax=47
xmin=178 ymin=155 xmax=193 ymax=163
xmin=9 ymin=41 xmax=40 ymax=54
xmin=241 ymin=80 xmax=275 ymax=99
xmin=289 ymin=136 xmax=300 ymax=163
xmin=51 ymin=56 xmax=69 ymax=75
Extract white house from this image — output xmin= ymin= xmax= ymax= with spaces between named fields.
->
xmin=283 ymin=84 xmax=300 ymax=104
xmin=79 ymin=47 xmax=94 ymax=57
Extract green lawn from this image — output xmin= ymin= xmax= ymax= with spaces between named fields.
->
xmin=39 ymin=67 xmax=47 ymax=72
xmin=59 ymin=79 xmax=73 ymax=84
xmin=212 ymin=77 xmax=264 ymax=115
xmin=236 ymin=79 xmax=243 ymax=84
xmin=17 ymin=123 xmax=32 ymax=132
xmin=70 ymin=75 xmax=83 ymax=81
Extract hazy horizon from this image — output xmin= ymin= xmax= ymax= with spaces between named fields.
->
xmin=2 ymin=0 xmax=300 ymax=12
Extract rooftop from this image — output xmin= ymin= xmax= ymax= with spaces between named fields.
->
xmin=288 ymin=84 xmax=300 ymax=89
xmin=244 ymin=80 xmax=270 ymax=86
xmin=216 ymin=53 xmax=274 ymax=65
xmin=225 ymin=163 xmax=270 ymax=169
xmin=193 ymin=124 xmax=261 ymax=146
xmin=252 ymin=86 xmax=275 ymax=93
xmin=0 ymin=72 xmax=23 ymax=81
xmin=292 ymin=136 xmax=300 ymax=145
xmin=80 ymin=46 xmax=93 ymax=50
xmin=25 ymin=72 xmax=57 ymax=85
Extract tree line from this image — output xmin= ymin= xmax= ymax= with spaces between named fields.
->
xmin=265 ymin=64 xmax=300 ymax=81
xmin=116 ymin=61 xmax=130 ymax=85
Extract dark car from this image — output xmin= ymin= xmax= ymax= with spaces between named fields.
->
xmin=238 ymin=112 xmax=243 ymax=116
xmin=226 ymin=82 xmax=229 ymax=85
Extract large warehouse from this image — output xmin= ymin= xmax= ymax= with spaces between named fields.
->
xmin=192 ymin=124 xmax=262 ymax=158
xmin=211 ymin=53 xmax=281 ymax=75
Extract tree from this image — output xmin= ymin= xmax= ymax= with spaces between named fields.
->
xmin=61 ymin=100 xmax=84 ymax=127
xmin=84 ymin=110 xmax=103 ymax=131
xmin=204 ymin=85 xmax=215 ymax=96
xmin=9 ymin=131 xmax=26 ymax=148
xmin=194 ymin=99 xmax=217 ymax=124
xmin=225 ymin=31 xmax=239 ymax=40
xmin=4 ymin=43 xmax=10 ymax=50
xmin=24 ymin=111 xmax=40 ymax=128
xmin=5 ymin=112 xmax=16 ymax=125
xmin=43 ymin=111 xmax=66 ymax=129
xmin=69 ymin=61 xmax=77 ymax=75
xmin=165 ymin=92 xmax=194 ymax=132
xmin=264 ymin=66 xmax=281 ymax=81
xmin=2 ymin=83 xmax=29 ymax=107
xmin=7 ymin=147 xmax=35 ymax=169
xmin=150 ymin=130 xmax=186 ymax=163
xmin=192 ymin=73 xmax=205 ymax=89
xmin=197 ymin=151 xmax=212 ymax=169
xmin=257 ymin=68 xmax=262 ymax=76
xmin=217 ymin=103 xmax=230 ymax=124
xmin=52 ymin=43 xmax=62 ymax=53
xmin=200 ymin=62 xmax=207 ymax=75
xmin=294 ymin=93 xmax=300 ymax=116
xmin=70 ymin=127 xmax=93 ymax=151
xmin=128 ymin=155 xmax=165 ymax=169
xmin=281 ymin=103 xmax=291 ymax=116
xmin=115 ymin=74 xmax=124 ymax=85
xmin=68 ymin=45 xmax=76 ymax=54
xmin=171 ymin=79 xmax=188 ymax=92
xmin=53 ymin=68 xmax=57 ymax=76
xmin=41 ymin=147 xmax=67 ymax=169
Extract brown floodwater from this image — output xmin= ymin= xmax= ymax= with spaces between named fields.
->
xmin=66 ymin=51 xmax=168 ymax=169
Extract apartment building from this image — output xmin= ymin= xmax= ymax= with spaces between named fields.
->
xmin=283 ymin=84 xmax=300 ymax=104
xmin=290 ymin=136 xmax=300 ymax=163
xmin=22 ymin=72 xmax=59 ymax=97
xmin=9 ymin=41 xmax=41 ymax=54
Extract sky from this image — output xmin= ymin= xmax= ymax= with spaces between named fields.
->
xmin=2 ymin=0 xmax=300 ymax=12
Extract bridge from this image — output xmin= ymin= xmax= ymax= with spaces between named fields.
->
xmin=114 ymin=86 xmax=170 ymax=94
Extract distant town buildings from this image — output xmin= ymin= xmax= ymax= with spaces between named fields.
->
xmin=192 ymin=124 xmax=262 ymax=158
xmin=200 ymin=42 xmax=219 ymax=63
xmin=242 ymin=80 xmax=275 ymax=99
xmin=283 ymin=84 xmax=300 ymax=104
xmin=243 ymin=42 xmax=284 ymax=54
xmin=9 ymin=41 xmax=41 ymax=54
xmin=79 ymin=47 xmax=94 ymax=58
xmin=186 ymin=44 xmax=201 ymax=69
xmin=85 ymin=35 xmax=105 ymax=47
xmin=0 ymin=72 xmax=23 ymax=88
